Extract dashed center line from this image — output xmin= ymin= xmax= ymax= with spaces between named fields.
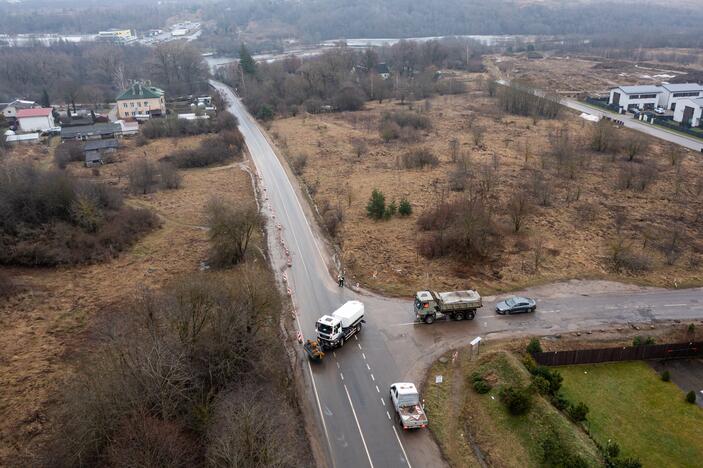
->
xmin=366 ymin=363 xmax=371 ymax=371
xmin=386 ymin=411 xmax=391 ymax=420
xmin=664 ymin=303 xmax=687 ymax=307
xmin=340 ymin=372 xmax=344 ymax=381
xmin=357 ymin=343 xmax=363 ymax=350
xmin=362 ymin=353 xmax=367 ymax=360
xmin=375 ymin=385 xmax=380 ymax=393
xmin=370 ymin=373 xmax=375 ymax=381
xmin=381 ymin=397 xmax=385 ymax=406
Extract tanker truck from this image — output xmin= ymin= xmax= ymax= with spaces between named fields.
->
xmin=315 ymin=300 xmax=365 ymax=350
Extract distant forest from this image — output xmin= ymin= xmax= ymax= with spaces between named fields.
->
xmin=2 ymin=0 xmax=703 ymax=40
xmin=204 ymin=0 xmax=703 ymax=40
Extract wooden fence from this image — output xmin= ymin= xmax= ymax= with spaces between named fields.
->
xmin=534 ymin=341 xmax=703 ymax=367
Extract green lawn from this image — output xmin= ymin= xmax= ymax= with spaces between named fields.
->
xmin=559 ymin=361 xmax=703 ymax=468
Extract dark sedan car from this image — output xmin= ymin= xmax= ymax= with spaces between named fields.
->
xmin=495 ymin=296 xmax=536 ymax=315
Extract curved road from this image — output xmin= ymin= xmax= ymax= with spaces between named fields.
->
xmin=211 ymin=79 xmax=703 ymax=468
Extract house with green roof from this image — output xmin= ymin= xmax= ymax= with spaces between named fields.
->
xmin=116 ymin=83 xmax=166 ymax=120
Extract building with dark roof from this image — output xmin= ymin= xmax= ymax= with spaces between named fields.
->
xmin=116 ymin=83 xmax=166 ymax=120
xmin=61 ymin=123 xmax=121 ymax=141
xmin=84 ymin=139 xmax=119 ymax=167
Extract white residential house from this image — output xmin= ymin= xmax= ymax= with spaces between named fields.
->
xmin=658 ymin=83 xmax=703 ymax=111
xmin=16 ymin=108 xmax=55 ymax=132
xmin=1 ymin=99 xmax=36 ymax=119
xmin=673 ymin=97 xmax=703 ymax=128
xmin=608 ymin=85 xmax=662 ymax=112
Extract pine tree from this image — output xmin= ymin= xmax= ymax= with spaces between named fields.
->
xmin=40 ymin=89 xmax=50 ymax=108
xmin=239 ymin=44 xmax=257 ymax=76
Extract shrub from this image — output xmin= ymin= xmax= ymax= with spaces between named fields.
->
xmin=550 ymin=393 xmax=569 ymax=411
xmin=532 ymin=366 xmax=563 ymax=396
xmin=532 ymin=375 xmax=551 ymax=395
xmin=661 ymin=370 xmax=671 ymax=382
xmin=499 ymin=385 xmax=532 ymax=415
xmin=128 ymin=159 xmax=158 ymax=194
xmin=291 ymin=153 xmax=308 ymax=175
xmin=0 ymin=271 xmax=16 ymax=299
xmin=527 ymin=337 xmax=542 ymax=354
xmin=54 ymin=141 xmax=84 ymax=169
xmin=567 ymin=401 xmax=589 ymax=422
xmin=206 ymin=198 xmax=261 ymax=268
xmin=384 ymin=200 xmax=397 ymax=219
xmin=0 ymin=162 xmax=157 ymax=266
xmin=382 ymin=111 xmax=431 ymax=130
xmin=522 ymin=354 xmax=537 ymax=373
xmin=540 ymin=432 xmax=588 ymax=468
xmin=169 ymin=134 xmax=241 ymax=169
xmin=402 ymin=148 xmax=439 ymax=169
xmin=473 ymin=379 xmax=492 ymax=394
xmin=398 ymin=198 xmax=412 ymax=216
xmin=320 ymin=201 xmax=344 ymax=237
xmin=158 ymin=162 xmax=182 ymax=190
xmin=334 ymin=85 xmax=366 ymax=111
xmin=379 ymin=121 xmax=401 ymax=142
xmin=366 ymin=189 xmax=386 ymax=220
xmin=686 ymin=391 xmax=696 ymax=404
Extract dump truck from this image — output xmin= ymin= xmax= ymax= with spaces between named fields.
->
xmin=414 ymin=290 xmax=482 ymax=324
xmin=315 ymin=300 xmax=365 ymax=350
xmin=389 ymin=382 xmax=428 ymax=429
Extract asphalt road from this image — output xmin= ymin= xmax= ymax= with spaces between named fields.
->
xmin=210 ymin=79 xmax=703 ymax=468
xmin=562 ymin=98 xmax=703 ymax=153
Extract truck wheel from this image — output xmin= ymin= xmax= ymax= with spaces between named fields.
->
xmin=454 ymin=311 xmax=465 ymax=321
xmin=467 ymin=312 xmax=475 ymax=320
xmin=424 ymin=314 xmax=435 ymax=324
xmin=339 ymin=337 xmax=344 ymax=348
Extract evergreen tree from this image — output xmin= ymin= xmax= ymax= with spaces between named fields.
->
xmin=40 ymin=89 xmax=50 ymax=108
xmin=239 ymin=44 xmax=257 ymax=76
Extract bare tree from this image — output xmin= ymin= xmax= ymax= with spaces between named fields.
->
xmin=128 ymin=158 xmax=158 ymax=194
xmin=590 ymin=119 xmax=617 ymax=154
xmin=507 ymin=190 xmax=532 ymax=233
xmin=206 ymin=198 xmax=261 ymax=267
xmin=625 ymin=134 xmax=648 ymax=162
xmin=351 ymin=137 xmax=368 ymax=159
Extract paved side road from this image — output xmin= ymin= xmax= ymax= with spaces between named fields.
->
xmin=210 ymin=79 xmax=703 ymax=468
xmin=562 ymin=98 xmax=703 ymax=153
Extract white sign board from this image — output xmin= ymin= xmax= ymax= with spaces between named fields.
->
xmin=435 ymin=375 xmax=443 ymax=384
xmin=470 ymin=336 xmax=482 ymax=346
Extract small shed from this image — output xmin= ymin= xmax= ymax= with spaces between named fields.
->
xmin=5 ymin=132 xmax=40 ymax=144
xmin=84 ymin=138 xmax=118 ymax=167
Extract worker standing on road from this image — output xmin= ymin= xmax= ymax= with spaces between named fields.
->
xmin=338 ymin=273 xmax=345 ymax=287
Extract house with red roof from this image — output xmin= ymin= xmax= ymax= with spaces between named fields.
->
xmin=16 ymin=108 xmax=56 ymax=133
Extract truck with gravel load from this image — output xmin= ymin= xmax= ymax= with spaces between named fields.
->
xmin=414 ymin=290 xmax=482 ymax=324
xmin=315 ymin=300 xmax=365 ymax=350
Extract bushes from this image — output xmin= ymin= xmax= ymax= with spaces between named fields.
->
xmin=602 ymin=440 xmax=643 ymax=468
xmin=43 ymin=268 xmax=306 ymax=467
xmin=686 ymin=391 xmax=696 ymax=404
xmin=398 ymin=198 xmax=412 ymax=216
xmin=540 ymin=432 xmax=589 ymax=468
xmin=291 ymin=153 xmax=308 ymax=175
xmin=0 ymin=162 xmax=157 ymax=266
xmin=567 ymin=402 xmax=589 ymax=422
xmin=497 ymin=82 xmax=560 ymax=119
xmin=54 ymin=141 xmax=84 ymax=168
xmin=632 ymin=336 xmax=655 ymax=346
xmin=499 ymin=385 xmax=532 ymax=415
xmin=527 ymin=337 xmax=542 ymax=354
xmin=206 ymin=198 xmax=261 ymax=268
xmin=366 ymin=189 xmax=386 ymax=220
xmin=402 ymin=148 xmax=439 ymax=169
xmin=661 ymin=370 xmax=671 ymax=382
xmin=379 ymin=111 xmax=431 ymax=141
xmin=470 ymin=372 xmax=492 ymax=394
xmin=168 ymin=132 xmax=244 ymax=169
xmin=128 ymin=159 xmax=158 ymax=194
xmin=159 ymin=162 xmax=182 ymax=190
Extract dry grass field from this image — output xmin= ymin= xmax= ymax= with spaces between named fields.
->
xmin=270 ymin=75 xmax=703 ymax=296
xmin=0 ymin=136 xmax=256 ymax=463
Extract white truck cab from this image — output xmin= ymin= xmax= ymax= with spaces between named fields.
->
xmin=389 ymin=382 xmax=428 ymax=429
xmin=315 ymin=300 xmax=365 ymax=350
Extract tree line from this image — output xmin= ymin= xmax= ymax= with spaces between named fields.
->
xmin=220 ymin=38 xmax=484 ymax=119
xmin=0 ymin=41 xmax=208 ymax=104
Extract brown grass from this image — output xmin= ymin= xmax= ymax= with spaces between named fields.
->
xmin=0 ymin=135 xmax=257 ymax=463
xmin=271 ymin=74 xmax=703 ymax=296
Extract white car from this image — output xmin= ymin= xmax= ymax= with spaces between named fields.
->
xmin=654 ymin=107 xmax=665 ymax=115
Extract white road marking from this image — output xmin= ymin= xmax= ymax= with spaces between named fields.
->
xmin=355 ymin=334 xmax=359 ymax=341
xmin=366 ymin=363 xmax=371 ymax=371
xmin=664 ymin=303 xmax=687 ymax=307
xmin=362 ymin=353 xmax=367 ymax=360
xmin=389 ymin=322 xmax=419 ymax=327
xmin=371 ymin=374 xmax=375 ymax=381
xmin=336 ymin=362 xmax=340 ymax=369
xmin=344 ymin=384 xmax=375 ymax=468
xmin=333 ymin=351 xmax=337 ymax=358
xmin=376 ymin=385 xmax=380 ymax=393
xmin=358 ymin=343 xmax=363 ymax=350
xmin=386 ymin=411 xmax=391 ymax=420
xmin=340 ymin=372 xmax=344 ymax=381
xmin=381 ymin=397 xmax=385 ymax=406
xmin=392 ymin=425 xmax=412 ymax=468
xmin=307 ymin=361 xmax=333 ymax=459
